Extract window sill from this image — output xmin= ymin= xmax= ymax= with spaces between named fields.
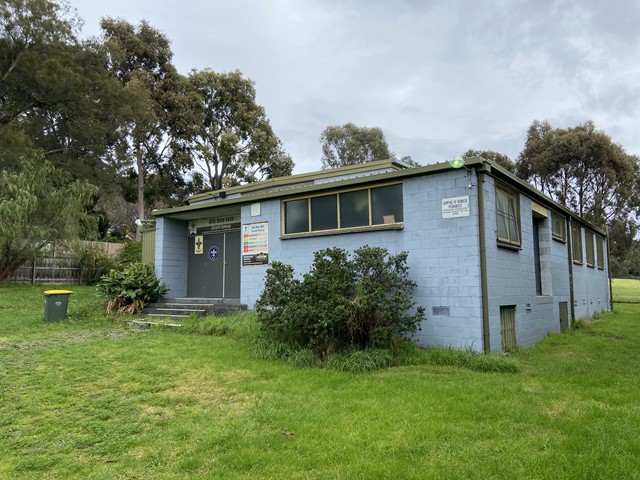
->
xmin=573 ymin=260 xmax=583 ymax=265
xmin=497 ymin=242 xmax=521 ymax=251
xmin=552 ymin=236 xmax=567 ymax=243
xmin=281 ymin=222 xmax=404 ymax=240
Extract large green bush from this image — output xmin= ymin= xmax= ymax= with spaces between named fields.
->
xmin=256 ymin=246 xmax=425 ymax=357
xmin=97 ymin=262 xmax=168 ymax=314
xmin=75 ymin=244 xmax=114 ymax=285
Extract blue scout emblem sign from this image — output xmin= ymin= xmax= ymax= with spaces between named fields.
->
xmin=208 ymin=246 xmax=220 ymax=261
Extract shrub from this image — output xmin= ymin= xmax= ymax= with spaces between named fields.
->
xmin=76 ymin=245 xmax=114 ymax=285
xmin=118 ymin=241 xmax=142 ymax=265
xmin=256 ymin=246 xmax=425 ymax=357
xmin=97 ymin=262 xmax=168 ymax=314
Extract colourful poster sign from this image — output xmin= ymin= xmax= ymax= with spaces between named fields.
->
xmin=242 ymin=222 xmax=269 ymax=266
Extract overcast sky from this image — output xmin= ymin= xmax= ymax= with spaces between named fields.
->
xmin=70 ymin=0 xmax=640 ymax=174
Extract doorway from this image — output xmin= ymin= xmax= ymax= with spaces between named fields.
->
xmin=187 ymin=230 xmax=240 ymax=298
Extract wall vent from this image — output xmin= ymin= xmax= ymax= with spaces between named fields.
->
xmin=432 ymin=306 xmax=450 ymax=316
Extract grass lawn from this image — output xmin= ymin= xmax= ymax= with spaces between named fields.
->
xmin=611 ymin=278 xmax=640 ymax=303
xmin=1 ymin=283 xmax=640 ymax=479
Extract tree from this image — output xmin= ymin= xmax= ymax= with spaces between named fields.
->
xmin=0 ymin=153 xmax=97 ymax=281
xmin=320 ymin=123 xmax=393 ymax=169
xmin=515 ymin=120 xmax=640 ymax=273
xmin=0 ymin=0 xmax=126 ymax=178
xmin=101 ymin=18 xmax=192 ymax=239
xmin=463 ymin=149 xmax=515 ymax=173
xmin=182 ymin=69 xmax=293 ymax=191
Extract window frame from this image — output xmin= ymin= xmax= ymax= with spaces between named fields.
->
xmin=585 ymin=230 xmax=595 ymax=267
xmin=596 ymin=235 xmax=605 ymax=270
xmin=281 ymin=182 xmax=404 ymax=238
xmin=495 ymin=184 xmax=521 ymax=249
xmin=571 ymin=223 xmax=583 ymax=264
xmin=551 ymin=211 xmax=567 ymax=242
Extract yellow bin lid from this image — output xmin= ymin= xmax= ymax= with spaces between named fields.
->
xmin=44 ymin=290 xmax=74 ymax=295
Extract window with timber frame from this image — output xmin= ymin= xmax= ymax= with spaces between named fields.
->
xmin=282 ymin=183 xmax=403 ymax=236
xmin=571 ymin=223 xmax=583 ymax=264
xmin=596 ymin=235 xmax=605 ymax=269
xmin=551 ymin=211 xmax=566 ymax=241
xmin=495 ymin=185 xmax=521 ymax=248
xmin=585 ymin=230 xmax=595 ymax=267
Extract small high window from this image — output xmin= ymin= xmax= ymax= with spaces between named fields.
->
xmin=551 ymin=211 xmax=566 ymax=241
xmin=571 ymin=223 xmax=583 ymax=264
xmin=596 ymin=236 xmax=605 ymax=269
xmin=585 ymin=231 xmax=595 ymax=267
xmin=495 ymin=186 xmax=520 ymax=248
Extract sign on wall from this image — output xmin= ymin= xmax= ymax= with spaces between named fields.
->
xmin=442 ymin=196 xmax=470 ymax=218
xmin=188 ymin=215 xmax=241 ymax=236
xmin=242 ymin=222 xmax=269 ymax=266
xmin=194 ymin=235 xmax=204 ymax=254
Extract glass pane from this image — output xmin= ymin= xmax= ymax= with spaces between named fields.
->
xmin=340 ymin=190 xmax=369 ymax=228
xmin=496 ymin=190 xmax=509 ymax=240
xmin=285 ymin=199 xmax=309 ymax=233
xmin=506 ymin=196 xmax=520 ymax=243
xmin=311 ymin=194 xmax=338 ymax=231
xmin=371 ymin=184 xmax=403 ymax=224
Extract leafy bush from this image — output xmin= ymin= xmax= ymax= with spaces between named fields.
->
xmin=118 ymin=241 xmax=142 ymax=265
xmin=97 ymin=262 xmax=168 ymax=314
xmin=256 ymin=246 xmax=425 ymax=357
xmin=76 ymin=245 xmax=114 ymax=285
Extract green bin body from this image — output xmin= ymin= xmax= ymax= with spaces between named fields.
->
xmin=44 ymin=290 xmax=73 ymax=322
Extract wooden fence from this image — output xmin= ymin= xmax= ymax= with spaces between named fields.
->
xmin=7 ymin=242 xmax=125 ymax=285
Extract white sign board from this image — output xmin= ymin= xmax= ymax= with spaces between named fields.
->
xmin=442 ymin=196 xmax=470 ymax=218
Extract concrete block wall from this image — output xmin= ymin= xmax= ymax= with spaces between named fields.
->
xmin=402 ymin=173 xmax=483 ymax=350
xmin=154 ymin=217 xmax=188 ymax=298
xmin=572 ymin=228 xmax=610 ymax=319
xmin=240 ymin=170 xmax=484 ymax=350
xmin=483 ymin=176 xmax=569 ymax=350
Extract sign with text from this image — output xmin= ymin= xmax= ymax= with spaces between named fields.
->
xmin=242 ymin=222 xmax=269 ymax=266
xmin=442 ymin=196 xmax=470 ymax=218
xmin=188 ymin=216 xmax=241 ymax=236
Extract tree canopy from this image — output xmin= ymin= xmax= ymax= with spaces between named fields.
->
xmin=182 ymin=69 xmax=293 ymax=191
xmin=320 ymin=123 xmax=394 ymax=169
xmin=462 ymin=149 xmax=515 ymax=173
xmin=516 ymin=120 xmax=640 ymax=227
xmin=515 ymin=120 xmax=640 ymax=276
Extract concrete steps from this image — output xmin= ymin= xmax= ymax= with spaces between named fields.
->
xmin=140 ymin=297 xmax=247 ymax=320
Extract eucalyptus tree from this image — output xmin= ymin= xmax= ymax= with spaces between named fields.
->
xmin=462 ymin=149 xmax=515 ymax=173
xmin=320 ymin=123 xmax=393 ymax=169
xmin=516 ymin=120 xmax=640 ymax=273
xmin=100 ymin=18 xmax=193 ymax=238
xmin=183 ymin=69 xmax=293 ymax=191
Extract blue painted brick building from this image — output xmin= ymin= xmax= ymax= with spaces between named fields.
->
xmin=152 ymin=157 xmax=611 ymax=352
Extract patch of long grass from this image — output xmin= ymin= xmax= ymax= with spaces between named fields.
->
xmin=419 ymin=345 xmax=520 ymax=373
xmin=180 ymin=311 xmax=260 ymax=342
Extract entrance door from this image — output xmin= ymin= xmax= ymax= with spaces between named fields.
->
xmin=187 ymin=230 xmax=240 ymax=298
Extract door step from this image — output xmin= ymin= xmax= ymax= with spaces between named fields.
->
xmin=140 ymin=298 xmax=247 ymax=319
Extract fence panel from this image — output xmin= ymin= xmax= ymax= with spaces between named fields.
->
xmin=7 ymin=241 xmax=125 ymax=284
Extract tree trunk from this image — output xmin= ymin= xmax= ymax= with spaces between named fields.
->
xmin=136 ymin=145 xmax=145 ymax=241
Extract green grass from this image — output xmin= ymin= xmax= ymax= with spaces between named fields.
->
xmin=2 ymin=283 xmax=640 ymax=479
xmin=611 ymin=277 xmax=640 ymax=303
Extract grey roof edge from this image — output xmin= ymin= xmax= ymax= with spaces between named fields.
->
xmin=153 ymin=155 xmax=607 ymax=237
xmin=152 ymin=159 xmax=465 ymax=217
xmin=186 ymin=158 xmax=408 ymax=203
